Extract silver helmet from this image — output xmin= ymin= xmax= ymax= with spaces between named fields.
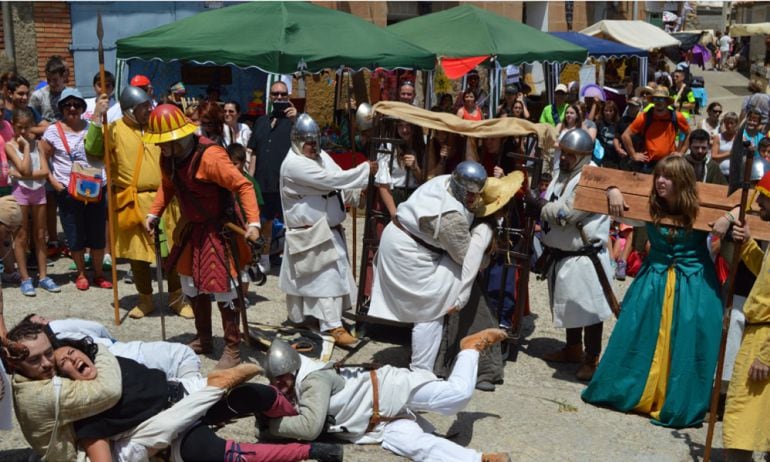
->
xmin=355 ymin=103 xmax=374 ymax=131
xmin=119 ymin=85 xmax=151 ymax=112
xmin=450 ymin=160 xmax=487 ymax=207
xmin=558 ymin=128 xmax=594 ymax=157
xmin=265 ymin=338 xmax=301 ymax=380
xmin=291 ymin=113 xmax=321 ymax=156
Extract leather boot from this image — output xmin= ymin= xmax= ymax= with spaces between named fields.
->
xmin=309 ymin=443 xmax=344 ymax=462
xmin=168 ymin=289 xmax=194 ymax=319
xmin=128 ymin=293 xmax=154 ymax=319
xmin=327 ymin=326 xmax=358 ymax=347
xmin=207 ymin=363 xmax=261 ymax=389
xmin=576 ymin=355 xmax=599 ymax=381
xmin=188 ymin=295 xmax=213 ymax=354
xmin=215 ymin=305 xmax=241 ymax=370
xmin=460 ymin=328 xmax=508 ymax=352
xmin=482 ymin=453 xmax=512 ymax=462
xmin=542 ymin=343 xmax=584 ymax=363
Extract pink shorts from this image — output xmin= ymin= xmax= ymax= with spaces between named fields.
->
xmin=12 ymin=184 xmax=47 ymax=206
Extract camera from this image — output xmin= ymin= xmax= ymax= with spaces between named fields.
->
xmin=272 ymin=101 xmax=291 ymax=118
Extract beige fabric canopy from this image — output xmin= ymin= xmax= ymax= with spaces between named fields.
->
xmin=730 ymin=23 xmax=770 ymax=37
xmin=581 ymin=20 xmax=680 ymax=51
xmin=372 ymin=101 xmax=558 ymax=151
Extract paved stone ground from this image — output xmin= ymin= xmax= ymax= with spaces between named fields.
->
xmin=0 ymin=68 xmax=761 ymax=461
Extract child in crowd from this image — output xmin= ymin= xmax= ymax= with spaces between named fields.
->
xmin=227 ymin=143 xmax=265 ymax=287
xmin=759 ymin=137 xmax=770 ymax=161
xmin=6 ymin=108 xmax=58 ymax=296
xmin=609 ymin=221 xmax=634 ymax=281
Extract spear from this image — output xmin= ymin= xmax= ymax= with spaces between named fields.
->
xmin=97 ymin=13 xmax=120 ymax=325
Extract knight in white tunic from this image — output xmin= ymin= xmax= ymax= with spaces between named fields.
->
xmin=525 ymin=128 xmax=613 ymax=381
xmin=369 ymin=161 xmax=487 ymax=371
xmin=263 ymin=331 xmax=511 ymax=462
xmin=279 ymin=114 xmax=376 ymax=346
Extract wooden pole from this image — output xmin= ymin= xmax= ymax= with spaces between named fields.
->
xmin=703 ymin=141 xmax=754 ymax=461
xmin=346 ymin=70 xmax=359 ymax=279
xmin=97 ymin=13 xmax=120 ymax=325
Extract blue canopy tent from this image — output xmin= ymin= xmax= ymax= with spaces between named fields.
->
xmin=550 ymin=31 xmax=649 ymax=89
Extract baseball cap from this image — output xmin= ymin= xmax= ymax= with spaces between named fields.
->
xmin=555 ymin=84 xmax=568 ymax=93
xmin=58 ymin=87 xmax=86 ymax=108
xmin=130 ymin=74 xmax=151 ymax=87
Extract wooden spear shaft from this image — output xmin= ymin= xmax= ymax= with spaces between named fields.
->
xmin=97 ymin=13 xmax=120 ymax=325
xmin=704 ymin=141 xmax=754 ymax=461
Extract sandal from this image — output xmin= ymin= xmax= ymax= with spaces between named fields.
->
xmin=75 ymin=275 xmax=89 ymax=291
xmin=93 ymin=276 xmax=113 ymax=289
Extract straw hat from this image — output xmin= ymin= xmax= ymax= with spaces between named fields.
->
xmin=476 ymin=171 xmax=525 ymax=217
xmin=0 ymin=196 xmax=21 ymax=229
xmin=651 ymin=87 xmax=674 ymax=104
xmin=634 ymin=85 xmax=655 ymax=98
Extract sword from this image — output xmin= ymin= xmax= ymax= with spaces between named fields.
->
xmin=152 ymin=221 xmax=167 ymax=340
xmin=223 ymin=222 xmax=265 ymax=347
xmin=576 ymin=221 xmax=620 ymax=318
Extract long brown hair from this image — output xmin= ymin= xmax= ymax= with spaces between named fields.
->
xmin=649 ymin=156 xmax=699 ymax=229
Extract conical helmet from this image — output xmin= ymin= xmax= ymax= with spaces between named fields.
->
xmin=290 ymin=113 xmax=321 ymax=155
xmin=558 ymin=128 xmax=594 ymax=156
xmin=119 ymin=85 xmax=150 ymax=112
xmin=265 ymin=338 xmax=301 ymax=380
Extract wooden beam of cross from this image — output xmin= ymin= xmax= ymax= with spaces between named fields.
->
xmin=573 ymin=166 xmax=770 ymax=241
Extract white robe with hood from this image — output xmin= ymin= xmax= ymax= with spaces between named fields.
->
xmin=540 ymin=162 xmax=613 ymax=328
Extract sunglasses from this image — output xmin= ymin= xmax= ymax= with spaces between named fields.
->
xmin=653 ymin=97 xmax=668 ymax=103
xmin=61 ymin=101 xmax=84 ymax=110
xmin=711 ymin=110 xmax=722 ymax=114
xmin=271 ymin=91 xmax=288 ymax=97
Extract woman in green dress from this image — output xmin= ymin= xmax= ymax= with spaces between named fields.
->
xmin=581 ymin=155 xmax=723 ymax=428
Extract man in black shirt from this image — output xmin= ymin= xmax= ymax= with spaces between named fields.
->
xmin=247 ymin=81 xmax=297 ymax=272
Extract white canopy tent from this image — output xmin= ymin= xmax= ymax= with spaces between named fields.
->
xmin=730 ymin=23 xmax=770 ymax=37
xmin=581 ymin=20 xmax=681 ymax=51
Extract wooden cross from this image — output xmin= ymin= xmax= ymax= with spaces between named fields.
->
xmin=573 ymin=166 xmax=770 ymax=241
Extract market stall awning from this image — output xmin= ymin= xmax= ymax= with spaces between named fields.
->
xmin=116 ymin=1 xmax=436 ymax=73
xmin=550 ymin=31 xmax=648 ymax=58
xmin=670 ymin=32 xmax=704 ymax=50
xmin=730 ymin=23 xmax=770 ymax=36
xmin=581 ymin=20 xmax=680 ymax=51
xmin=387 ymin=4 xmax=587 ymax=65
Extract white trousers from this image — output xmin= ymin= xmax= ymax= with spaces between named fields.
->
xmin=381 ymin=350 xmax=482 ymax=462
xmin=286 ymin=293 xmax=346 ymax=331
xmin=111 ymin=379 xmax=222 ymax=462
xmin=410 ymin=319 xmax=444 ymax=371
xmin=722 ymin=296 xmax=747 ymax=384
xmin=109 ymin=341 xmax=201 ymax=379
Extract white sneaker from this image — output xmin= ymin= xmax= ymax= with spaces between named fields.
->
xmin=258 ymin=254 xmax=271 ymax=273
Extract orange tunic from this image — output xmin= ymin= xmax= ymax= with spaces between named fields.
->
xmin=150 ymin=140 xmax=260 ymax=292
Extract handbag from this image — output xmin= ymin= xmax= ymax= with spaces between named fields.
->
xmin=115 ymin=143 xmax=145 ymax=230
xmin=57 ymin=122 xmax=103 ymax=203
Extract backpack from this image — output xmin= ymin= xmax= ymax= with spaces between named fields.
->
xmin=642 ymin=108 xmax=681 ymax=138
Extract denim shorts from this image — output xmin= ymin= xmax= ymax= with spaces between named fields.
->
xmin=57 ymin=190 xmax=107 ymax=251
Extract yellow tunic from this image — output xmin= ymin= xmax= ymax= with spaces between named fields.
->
xmin=102 ymin=118 xmax=179 ymax=263
xmin=723 ymin=238 xmax=770 ymax=451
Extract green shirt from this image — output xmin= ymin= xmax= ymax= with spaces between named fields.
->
xmin=539 ymin=103 xmax=568 ymax=126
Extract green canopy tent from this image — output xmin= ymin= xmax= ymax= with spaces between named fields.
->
xmin=388 ymin=4 xmax=586 ymax=65
xmin=116 ymin=1 xmax=435 ymax=73
xmin=388 ymin=4 xmax=588 ymax=116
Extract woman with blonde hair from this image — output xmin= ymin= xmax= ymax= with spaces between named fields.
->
xmin=582 ymin=155 xmax=724 ymax=428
